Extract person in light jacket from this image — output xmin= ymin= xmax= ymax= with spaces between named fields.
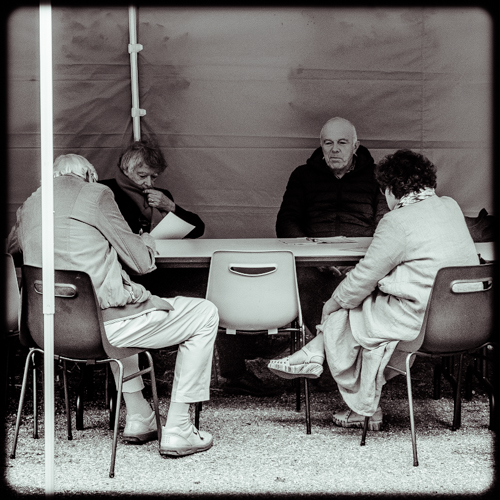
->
xmin=8 ymin=154 xmax=218 ymax=457
xmin=268 ymin=149 xmax=479 ymax=430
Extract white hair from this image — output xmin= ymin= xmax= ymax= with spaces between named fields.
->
xmin=53 ymin=154 xmax=98 ymax=183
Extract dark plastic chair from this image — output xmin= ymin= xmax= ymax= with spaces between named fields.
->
xmin=5 ymin=253 xmax=20 ymax=333
xmin=3 ymin=253 xmax=21 ymax=401
xmin=205 ymin=250 xmax=311 ymax=433
xmin=9 ymin=266 xmax=162 ymax=478
xmin=360 ymin=264 xmax=495 ymax=466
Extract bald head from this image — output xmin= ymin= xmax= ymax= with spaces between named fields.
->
xmin=320 ymin=117 xmax=358 ymax=144
xmin=319 ymin=117 xmax=360 ymax=177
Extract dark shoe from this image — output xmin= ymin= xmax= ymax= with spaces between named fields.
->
xmin=223 ymin=371 xmax=282 ymax=397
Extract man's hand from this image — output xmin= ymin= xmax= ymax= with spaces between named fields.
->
xmin=143 ymin=189 xmax=176 ymax=213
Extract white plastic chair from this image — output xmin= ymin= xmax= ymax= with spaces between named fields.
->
xmin=206 ymin=250 xmax=311 ymax=433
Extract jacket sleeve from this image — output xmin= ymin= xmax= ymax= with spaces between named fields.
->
xmin=374 ymin=190 xmax=390 ymax=228
xmin=162 ymin=189 xmax=205 ymax=239
xmin=275 ymin=169 xmax=308 ymax=238
xmin=95 ymin=187 xmax=157 ymax=275
xmin=333 ymin=215 xmax=406 ymax=308
xmin=6 ymin=206 xmax=23 ymax=257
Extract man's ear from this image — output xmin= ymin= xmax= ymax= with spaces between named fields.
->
xmin=353 ymin=141 xmax=360 ymax=154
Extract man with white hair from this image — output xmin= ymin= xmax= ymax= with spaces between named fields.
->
xmin=276 ymin=117 xmax=386 ymax=238
xmin=8 ymin=154 xmax=219 ymax=457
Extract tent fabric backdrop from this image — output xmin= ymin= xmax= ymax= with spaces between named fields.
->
xmin=6 ymin=6 xmax=492 ymax=238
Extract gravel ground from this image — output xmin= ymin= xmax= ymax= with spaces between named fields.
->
xmin=1 ymin=352 xmax=498 ymax=498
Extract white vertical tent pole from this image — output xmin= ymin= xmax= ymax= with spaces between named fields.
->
xmin=39 ymin=1 xmax=55 ymax=495
xmin=128 ymin=4 xmax=145 ymax=141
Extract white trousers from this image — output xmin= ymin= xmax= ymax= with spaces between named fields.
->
xmin=104 ymin=296 xmax=218 ymax=403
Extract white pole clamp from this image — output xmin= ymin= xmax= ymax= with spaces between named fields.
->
xmin=131 ymin=108 xmax=146 ymax=117
xmin=128 ymin=43 xmax=143 ymax=54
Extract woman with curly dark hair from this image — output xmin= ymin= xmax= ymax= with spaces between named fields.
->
xmin=269 ymin=149 xmax=479 ymax=431
xmin=376 ymin=149 xmax=437 ymax=202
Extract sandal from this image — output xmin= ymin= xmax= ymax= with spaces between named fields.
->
xmin=267 ymin=346 xmax=324 ymax=379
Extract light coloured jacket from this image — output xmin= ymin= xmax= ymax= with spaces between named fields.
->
xmin=323 ymin=194 xmax=480 ymax=416
xmin=8 ymin=174 xmax=164 ymax=323
xmin=333 ymin=194 xmax=480 ymax=346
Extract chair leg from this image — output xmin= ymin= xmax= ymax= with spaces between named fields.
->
xmin=109 ymin=360 xmax=124 ymax=479
xmin=143 ymin=352 xmax=162 ymax=442
xmin=290 ymin=330 xmax=296 ymax=355
xmin=75 ymin=365 xmax=87 ymax=431
xmin=32 ymin=352 xmax=39 ymax=440
xmin=360 ymin=416 xmax=369 ymax=446
xmin=451 ymin=354 xmax=464 ymax=431
xmin=406 ymin=355 xmax=419 ymax=466
xmin=290 ymin=331 xmax=301 ymax=412
xmin=105 ymin=363 xmax=110 ymax=409
xmin=10 ymin=349 xmax=37 ymax=459
xmin=488 ymin=382 xmax=496 ymax=431
xmin=304 ymin=378 xmax=311 ymax=434
xmin=108 ymin=389 xmax=118 ymax=431
xmin=106 ymin=367 xmax=117 ymax=431
xmin=62 ymin=360 xmax=73 ymax=440
xmin=300 ymin=323 xmax=308 ymax=424
xmin=108 ymin=353 xmax=161 ymax=477
xmin=194 ymin=402 xmax=201 ymax=430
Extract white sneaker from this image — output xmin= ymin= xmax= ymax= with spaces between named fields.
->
xmin=123 ymin=412 xmax=158 ymax=443
xmin=160 ymin=425 xmax=213 ymax=457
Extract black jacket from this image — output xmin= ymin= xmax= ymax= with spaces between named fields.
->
xmin=276 ymin=145 xmax=388 ymax=238
xmin=99 ymin=178 xmax=205 ymax=238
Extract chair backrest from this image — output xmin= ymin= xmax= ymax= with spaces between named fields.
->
xmin=21 ymin=266 xmax=142 ymax=360
xmin=205 ymin=250 xmax=302 ymax=331
xmin=400 ymin=264 xmax=494 ymax=354
xmin=5 ymin=253 xmax=20 ymax=333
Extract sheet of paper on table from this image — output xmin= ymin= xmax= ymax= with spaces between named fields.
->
xmin=306 ymin=236 xmax=357 ymax=244
xmin=279 ymin=236 xmax=357 ymax=245
xmin=150 ymin=212 xmax=195 ymax=239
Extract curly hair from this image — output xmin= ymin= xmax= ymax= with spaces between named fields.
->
xmin=375 ymin=149 xmax=437 ymax=199
xmin=118 ymin=139 xmax=167 ymax=174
